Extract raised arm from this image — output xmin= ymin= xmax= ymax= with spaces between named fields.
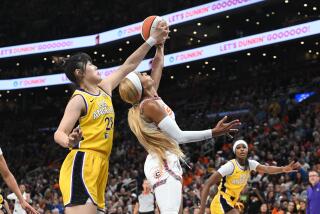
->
xmin=98 ymin=21 xmax=169 ymax=95
xmin=256 ymin=161 xmax=301 ymax=174
xmin=199 ymin=172 xmax=222 ymax=214
xmin=142 ymin=101 xmax=240 ymax=144
xmin=151 ymin=44 xmax=164 ymax=91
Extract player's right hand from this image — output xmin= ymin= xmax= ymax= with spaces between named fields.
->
xmin=151 ymin=20 xmax=169 ymax=45
xmin=67 ymin=126 xmax=82 ymax=147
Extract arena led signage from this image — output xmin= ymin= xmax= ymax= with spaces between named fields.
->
xmin=1 ymin=20 xmax=319 ymax=90
xmin=0 ymin=0 xmax=264 ymax=58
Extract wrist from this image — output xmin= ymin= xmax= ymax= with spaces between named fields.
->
xmin=17 ymin=196 xmax=24 ymax=202
xmin=281 ymin=166 xmax=285 ymax=173
xmin=211 ymin=128 xmax=216 ymax=137
xmin=146 ymin=37 xmax=157 ymax=47
xmin=64 ymin=139 xmax=70 ymax=148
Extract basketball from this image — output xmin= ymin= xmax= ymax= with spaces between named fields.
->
xmin=141 ymin=15 xmax=164 ymax=41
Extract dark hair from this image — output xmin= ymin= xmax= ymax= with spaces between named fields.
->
xmin=53 ymin=52 xmax=92 ymax=84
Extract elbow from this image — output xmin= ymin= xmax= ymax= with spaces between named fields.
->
xmin=54 ymin=130 xmax=64 ymax=146
xmin=54 ymin=131 xmax=59 ymax=144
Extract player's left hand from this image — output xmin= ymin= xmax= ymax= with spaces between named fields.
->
xmin=212 ymin=116 xmax=241 ymax=137
xmin=283 ymin=161 xmax=301 ymax=173
xmin=21 ymin=199 xmax=39 ymax=214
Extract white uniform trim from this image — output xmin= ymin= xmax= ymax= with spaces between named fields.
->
xmin=217 ymin=159 xmax=260 ymax=177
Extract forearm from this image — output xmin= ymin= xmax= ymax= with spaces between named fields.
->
xmin=263 ymin=166 xmax=284 ymax=174
xmin=199 ymin=184 xmax=210 ymax=214
xmin=122 ymin=42 xmax=152 ymax=72
xmin=3 ymin=173 xmax=24 ymax=202
xmin=152 ymin=47 xmax=164 ymax=70
xmin=54 ymin=130 xmax=69 ymax=148
xmin=158 ymin=116 xmax=212 ymax=144
xmin=151 ymin=47 xmax=164 ymax=90
xmin=133 ymin=203 xmax=138 ymax=214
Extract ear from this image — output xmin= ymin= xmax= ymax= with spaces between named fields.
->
xmin=75 ymin=69 xmax=85 ymax=78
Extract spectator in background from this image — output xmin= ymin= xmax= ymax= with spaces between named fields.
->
xmin=7 ymin=184 xmax=29 ymax=214
xmin=0 ymin=194 xmax=11 ymax=214
xmin=0 ymin=148 xmax=37 ymax=214
xmin=307 ymin=170 xmax=320 ymax=214
xmin=133 ymin=179 xmax=157 ymax=214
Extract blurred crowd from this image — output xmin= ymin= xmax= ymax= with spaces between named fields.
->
xmin=0 ymin=58 xmax=318 ymax=214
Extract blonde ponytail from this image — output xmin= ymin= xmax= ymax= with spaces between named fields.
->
xmin=119 ymin=78 xmax=185 ymax=165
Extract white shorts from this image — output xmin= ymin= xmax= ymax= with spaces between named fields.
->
xmin=144 ymin=152 xmax=183 ymax=214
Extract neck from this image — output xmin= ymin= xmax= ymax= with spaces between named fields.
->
xmin=236 ymin=158 xmax=246 ymax=166
xmin=80 ymin=82 xmax=98 ymax=94
xmin=143 ymin=87 xmax=158 ymax=99
xmin=143 ymin=189 xmax=150 ymax=194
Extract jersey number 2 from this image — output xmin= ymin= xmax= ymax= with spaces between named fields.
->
xmin=104 ymin=117 xmax=114 ymax=139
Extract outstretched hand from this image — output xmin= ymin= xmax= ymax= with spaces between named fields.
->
xmin=283 ymin=161 xmax=301 ymax=173
xmin=212 ymin=116 xmax=241 ymax=137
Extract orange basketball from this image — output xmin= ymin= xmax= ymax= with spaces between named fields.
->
xmin=141 ymin=16 xmax=163 ymax=41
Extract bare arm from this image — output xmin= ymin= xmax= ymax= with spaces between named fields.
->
xmin=151 ymin=44 xmax=164 ymax=91
xmin=54 ymin=95 xmax=84 ymax=148
xmin=0 ymin=156 xmax=38 ymax=214
xmin=0 ymin=156 xmax=25 ymax=203
xmin=253 ymin=188 xmax=265 ymax=203
xmin=98 ymin=42 xmax=152 ymax=95
xmin=199 ymin=172 xmax=222 ymax=214
xmin=99 ymin=21 xmax=169 ymax=94
xmin=4 ymin=200 xmax=11 ymax=214
xmin=133 ymin=202 xmax=139 ymax=214
xmin=256 ymin=161 xmax=301 ymax=174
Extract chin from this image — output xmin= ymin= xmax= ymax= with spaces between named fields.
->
xmin=96 ymin=78 xmax=102 ymax=84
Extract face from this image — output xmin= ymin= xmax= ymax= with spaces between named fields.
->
xmin=19 ymin=184 xmax=26 ymax=193
xmin=309 ymin=171 xmax=319 ymax=186
xmin=299 ymin=201 xmax=306 ymax=210
xmin=183 ymin=207 xmax=190 ymax=214
xmin=80 ymin=61 xmax=100 ymax=84
xmin=138 ymin=72 xmax=154 ymax=90
xmin=260 ymin=203 xmax=267 ymax=212
xmin=288 ymin=202 xmax=295 ymax=212
xmin=235 ymin=144 xmax=248 ymax=159
xmin=193 ymin=208 xmax=200 ymax=214
xmin=142 ymin=180 xmax=150 ymax=191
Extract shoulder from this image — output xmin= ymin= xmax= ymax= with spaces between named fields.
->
xmin=248 ymin=159 xmax=260 ymax=171
xmin=69 ymin=94 xmax=86 ymax=106
xmin=218 ymin=161 xmax=235 ymax=177
xmin=141 ymin=99 xmax=165 ymax=116
xmin=248 ymin=159 xmax=260 ymax=165
xmin=64 ymin=93 xmax=87 ymax=114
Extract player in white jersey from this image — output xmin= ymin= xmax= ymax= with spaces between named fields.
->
xmin=119 ymin=42 xmax=241 ymax=214
xmin=0 ymin=148 xmax=38 ymax=214
xmin=7 ymin=184 xmax=31 ymax=214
